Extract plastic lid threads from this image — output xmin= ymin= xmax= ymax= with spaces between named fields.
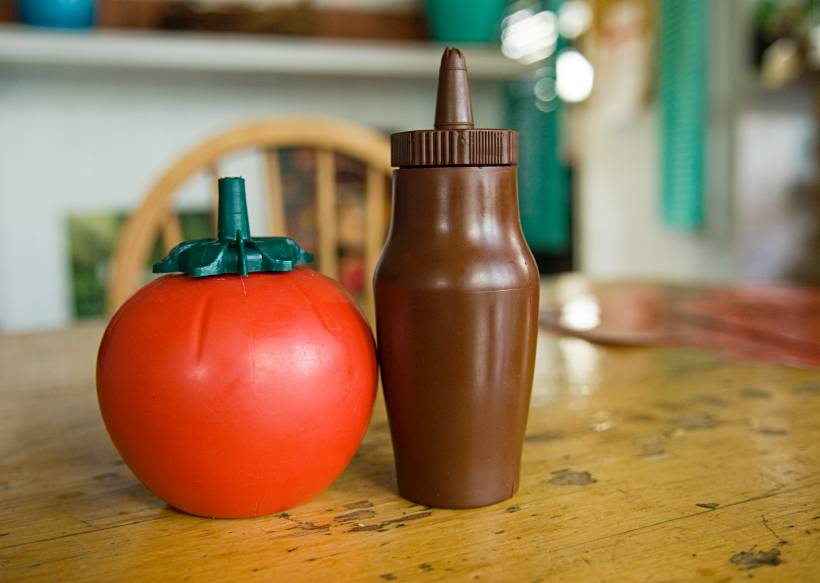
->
xmin=153 ymin=176 xmax=313 ymax=277
xmin=391 ymin=47 xmax=518 ymax=168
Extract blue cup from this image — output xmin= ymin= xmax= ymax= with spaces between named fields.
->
xmin=19 ymin=0 xmax=95 ymax=29
xmin=425 ymin=0 xmax=508 ymax=43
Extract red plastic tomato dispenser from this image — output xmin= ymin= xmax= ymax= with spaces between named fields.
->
xmin=97 ymin=177 xmax=377 ymax=518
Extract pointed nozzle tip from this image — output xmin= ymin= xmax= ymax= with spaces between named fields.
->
xmin=434 ymin=46 xmax=474 ymax=130
xmin=440 ymin=46 xmax=467 ymax=70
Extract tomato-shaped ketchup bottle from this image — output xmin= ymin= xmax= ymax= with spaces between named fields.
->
xmin=374 ymin=48 xmax=540 ymax=508
xmin=97 ymin=177 xmax=377 ymax=518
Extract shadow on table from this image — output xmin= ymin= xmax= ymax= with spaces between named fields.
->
xmin=338 ymin=417 xmax=398 ymax=496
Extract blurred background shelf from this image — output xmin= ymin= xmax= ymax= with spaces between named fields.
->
xmin=0 ymin=0 xmax=816 ymax=332
xmin=0 ymin=24 xmax=530 ymax=79
xmin=0 ymin=24 xmax=521 ymax=331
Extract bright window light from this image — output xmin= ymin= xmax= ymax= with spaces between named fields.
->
xmin=501 ymin=9 xmax=558 ymax=64
xmin=556 ymin=49 xmax=594 ymax=103
xmin=558 ymin=0 xmax=593 ymax=39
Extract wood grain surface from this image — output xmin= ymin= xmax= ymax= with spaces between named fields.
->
xmin=1 ymin=284 xmax=819 ymax=581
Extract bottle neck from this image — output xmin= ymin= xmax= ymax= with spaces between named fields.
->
xmin=391 ymin=166 xmax=521 ymax=243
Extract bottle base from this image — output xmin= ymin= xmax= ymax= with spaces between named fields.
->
xmin=397 ymin=481 xmax=519 ymax=510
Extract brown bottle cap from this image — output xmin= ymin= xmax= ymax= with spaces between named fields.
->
xmin=391 ymin=47 xmax=518 ymax=167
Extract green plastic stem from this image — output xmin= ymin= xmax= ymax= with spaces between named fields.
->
xmin=217 ymin=177 xmax=252 ymax=241
xmin=152 ymin=176 xmax=313 ymax=278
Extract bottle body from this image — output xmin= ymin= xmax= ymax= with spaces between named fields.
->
xmin=374 ymin=166 xmax=540 ymax=508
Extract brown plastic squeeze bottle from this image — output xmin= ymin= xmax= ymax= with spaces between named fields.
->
xmin=374 ymin=47 xmax=540 ymax=509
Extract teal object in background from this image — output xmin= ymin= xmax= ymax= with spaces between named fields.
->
xmin=659 ymin=0 xmax=708 ymax=230
xmin=19 ymin=0 xmax=95 ymax=28
xmin=506 ymin=75 xmax=571 ymax=255
xmin=425 ymin=0 xmax=508 ymax=43
xmin=505 ymin=0 xmax=571 ymax=255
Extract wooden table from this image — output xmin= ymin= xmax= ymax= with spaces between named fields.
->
xmin=2 ymin=282 xmax=819 ymax=581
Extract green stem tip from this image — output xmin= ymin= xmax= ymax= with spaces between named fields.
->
xmin=217 ymin=177 xmax=251 ymax=241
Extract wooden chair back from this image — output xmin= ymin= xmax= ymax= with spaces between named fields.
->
xmin=107 ymin=117 xmax=392 ymax=322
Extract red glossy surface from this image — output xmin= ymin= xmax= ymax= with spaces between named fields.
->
xmin=97 ymin=268 xmax=376 ymax=518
